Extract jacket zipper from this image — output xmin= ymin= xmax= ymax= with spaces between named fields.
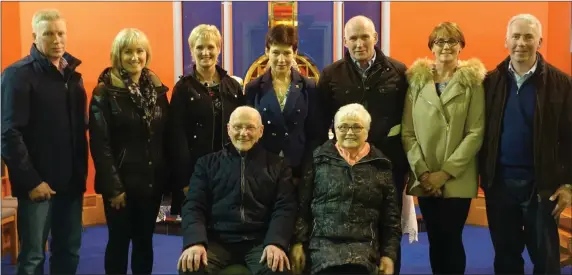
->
xmin=221 ymin=92 xmax=226 ymax=148
xmin=118 ymin=148 xmax=126 ymax=169
xmin=422 ymin=97 xmax=450 ymax=131
xmin=240 ymin=156 xmax=246 ymax=223
xmin=211 ymin=97 xmax=216 ymax=151
xmin=370 ymin=222 xmax=375 ymax=246
xmin=310 ymin=218 xmax=317 ymax=238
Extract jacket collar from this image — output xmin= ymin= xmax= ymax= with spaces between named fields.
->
xmin=224 ymin=141 xmax=266 ymax=159
xmin=187 ymin=64 xmax=240 ymax=97
xmin=314 ymin=140 xmax=392 ymax=167
xmin=344 ymin=46 xmax=387 ymax=67
xmin=30 ymin=43 xmax=81 ymax=71
xmin=95 ymin=67 xmax=168 ymax=95
xmin=189 ymin=64 xmax=229 ymax=84
xmin=496 ymin=52 xmax=546 ymax=78
xmin=258 ymin=67 xmax=305 ymax=116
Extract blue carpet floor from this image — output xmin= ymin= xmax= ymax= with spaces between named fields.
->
xmin=2 ymin=225 xmax=571 ymax=274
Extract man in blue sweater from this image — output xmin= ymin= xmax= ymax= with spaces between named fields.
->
xmin=480 ymin=13 xmax=572 ymax=274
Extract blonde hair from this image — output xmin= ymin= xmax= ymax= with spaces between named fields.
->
xmin=334 ymin=103 xmax=372 ymax=130
xmin=506 ymin=14 xmax=543 ymax=39
xmin=32 ymin=9 xmax=63 ymax=34
xmin=110 ymin=28 xmax=152 ymax=70
xmin=188 ymin=24 xmax=222 ymax=57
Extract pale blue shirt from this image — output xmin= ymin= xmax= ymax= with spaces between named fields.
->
xmin=351 ymin=51 xmax=376 ymax=78
xmin=508 ymin=58 xmax=538 ymax=89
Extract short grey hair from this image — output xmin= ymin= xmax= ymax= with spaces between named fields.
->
xmin=32 ymin=9 xmax=63 ymax=34
xmin=334 ymin=103 xmax=372 ymax=130
xmin=506 ymin=14 xmax=542 ymax=39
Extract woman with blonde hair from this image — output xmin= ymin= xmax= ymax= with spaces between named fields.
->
xmin=89 ymin=28 xmax=170 ymax=274
xmin=401 ymin=22 xmax=485 ymax=274
xmin=167 ymin=24 xmax=244 ymax=216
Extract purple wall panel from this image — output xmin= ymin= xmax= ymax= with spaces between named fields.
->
xmin=297 ymin=1 xmax=334 ymax=71
xmin=343 ymin=1 xmax=382 ymax=48
xmin=232 ymin=2 xmax=269 ymax=78
xmin=182 ymin=1 xmax=222 ymax=75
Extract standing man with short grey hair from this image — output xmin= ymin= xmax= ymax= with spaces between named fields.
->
xmin=1 ymin=9 xmax=88 ymax=275
xmin=480 ymin=13 xmax=572 ymax=274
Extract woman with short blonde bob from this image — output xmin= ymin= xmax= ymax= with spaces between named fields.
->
xmin=167 ymin=24 xmax=244 ymax=216
xmin=401 ymin=22 xmax=485 ymax=274
xmin=89 ymin=28 xmax=170 ymax=274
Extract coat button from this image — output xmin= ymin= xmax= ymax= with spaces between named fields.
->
xmin=191 ymin=97 xmax=194 ymax=101
xmin=263 ymin=108 xmax=267 ymax=111
xmin=194 ymin=135 xmax=197 ymax=139
xmin=272 ymin=133 xmax=277 ymax=136
xmin=148 ymin=184 xmax=152 ymax=187
xmin=297 ymin=109 xmax=301 ymax=113
xmin=267 ymin=121 xmax=271 ymax=124
xmin=142 ymin=115 xmax=147 ymax=119
xmin=148 ymin=161 xmax=152 ymax=165
xmin=285 ymin=133 xmax=288 ymax=136
xmin=294 ymin=122 xmax=298 ymax=125
xmin=148 ymin=138 xmax=151 ymax=142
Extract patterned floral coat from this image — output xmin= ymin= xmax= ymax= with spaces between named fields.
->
xmin=293 ymin=140 xmax=402 ymax=274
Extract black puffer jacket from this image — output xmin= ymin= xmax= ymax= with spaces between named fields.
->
xmin=294 ymin=140 xmax=401 ymax=274
xmin=167 ymin=65 xmax=245 ymax=192
xmin=89 ymin=68 xmax=170 ymax=199
xmin=182 ymin=143 xmax=297 ymax=251
xmin=315 ymin=47 xmax=409 ymax=193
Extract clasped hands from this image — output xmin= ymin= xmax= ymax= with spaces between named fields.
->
xmin=419 ymin=171 xmax=451 ymax=197
xmin=177 ymin=244 xmax=290 ymax=273
xmin=289 ymin=243 xmax=394 ymax=275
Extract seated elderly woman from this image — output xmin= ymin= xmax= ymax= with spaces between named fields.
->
xmin=290 ymin=103 xmax=401 ymax=275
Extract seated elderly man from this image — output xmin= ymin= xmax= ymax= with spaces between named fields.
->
xmin=290 ymin=103 xmax=402 ymax=275
xmin=178 ymin=106 xmax=296 ymax=275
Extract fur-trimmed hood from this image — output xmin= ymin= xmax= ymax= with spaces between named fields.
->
xmin=406 ymin=58 xmax=487 ymax=91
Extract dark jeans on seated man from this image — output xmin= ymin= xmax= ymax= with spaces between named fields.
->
xmin=180 ymin=239 xmax=290 ymax=275
xmin=485 ymin=178 xmax=561 ymax=275
xmin=17 ymin=194 xmax=83 ymax=275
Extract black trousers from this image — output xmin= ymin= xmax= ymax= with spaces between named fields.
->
xmin=485 ymin=178 xmax=561 ymax=275
xmin=103 ymin=194 xmax=162 ymax=274
xmin=418 ymin=197 xmax=471 ymax=274
xmin=179 ymin=240 xmax=290 ymax=275
xmin=316 ymin=264 xmax=371 ymax=275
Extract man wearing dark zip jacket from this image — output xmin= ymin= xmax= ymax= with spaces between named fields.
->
xmin=480 ymin=14 xmax=572 ymax=275
xmin=1 ymin=9 xmax=87 ymax=275
xmin=313 ymin=15 xmax=409 ymax=274
xmin=178 ymin=106 xmax=296 ymax=275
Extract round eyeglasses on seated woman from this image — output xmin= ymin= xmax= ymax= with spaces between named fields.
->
xmin=290 ymin=103 xmax=401 ymax=275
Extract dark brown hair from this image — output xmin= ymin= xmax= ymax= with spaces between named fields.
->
xmin=428 ymin=22 xmax=466 ymax=50
xmin=265 ymin=24 xmax=298 ymax=52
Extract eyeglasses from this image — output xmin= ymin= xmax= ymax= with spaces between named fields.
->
xmin=336 ymin=125 xmax=365 ymax=133
xmin=433 ymin=39 xmax=459 ymax=48
xmin=232 ymin=125 xmax=258 ymax=133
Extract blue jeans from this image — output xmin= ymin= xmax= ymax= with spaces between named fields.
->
xmin=16 ymin=194 xmax=83 ymax=275
xmin=484 ymin=178 xmax=561 ymax=275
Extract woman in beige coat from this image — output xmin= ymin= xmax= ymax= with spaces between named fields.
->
xmin=401 ymin=22 xmax=485 ymax=275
